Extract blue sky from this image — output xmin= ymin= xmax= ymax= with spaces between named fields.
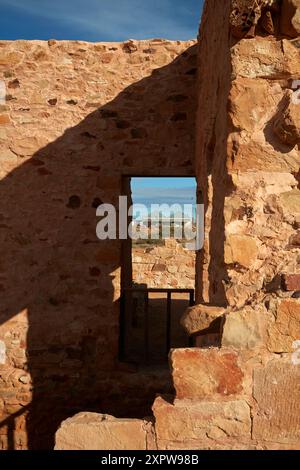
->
xmin=131 ymin=177 xmax=197 ymax=207
xmin=0 ymin=3 xmax=200 ymax=204
xmin=0 ymin=0 xmax=203 ymax=42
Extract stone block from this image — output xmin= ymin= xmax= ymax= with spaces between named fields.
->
xmin=232 ymin=38 xmax=300 ymax=80
xmin=153 ymin=396 xmax=251 ymax=450
xmin=288 ymin=232 xmax=300 ymax=247
xmin=0 ymin=115 xmax=10 ymax=125
xmin=282 ymin=274 xmax=300 ymax=291
xmin=151 ymin=264 xmax=166 ymax=272
xmin=267 ymin=299 xmax=300 ymax=353
xmin=279 ymin=190 xmax=300 ymax=215
xmin=222 ymin=306 xmax=266 ymax=350
xmin=55 ymin=412 xmax=153 ymax=450
xmin=273 ymin=99 xmax=300 ymax=147
xmin=224 ymin=235 xmax=258 ymax=268
xmin=229 ymin=78 xmax=274 ymax=133
xmin=253 ymin=360 xmax=300 ymax=444
xmin=180 ymin=304 xmax=225 ymax=335
xmin=170 ymin=348 xmax=244 ymax=400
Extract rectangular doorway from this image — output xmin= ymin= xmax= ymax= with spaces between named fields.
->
xmin=120 ymin=176 xmax=197 ymax=367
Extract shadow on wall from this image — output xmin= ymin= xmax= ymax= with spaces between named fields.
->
xmin=0 ymin=46 xmax=197 ymax=449
xmin=195 ymin=0 xmax=233 ymax=307
xmin=121 ymin=289 xmax=193 ymax=365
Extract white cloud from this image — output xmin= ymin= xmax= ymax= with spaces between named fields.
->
xmin=0 ymin=0 xmax=201 ymax=40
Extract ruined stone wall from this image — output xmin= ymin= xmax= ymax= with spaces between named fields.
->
xmin=4 ymin=0 xmax=300 ymax=452
xmin=0 ymin=39 xmax=197 ymax=449
xmin=197 ymin=3 xmax=300 ymax=306
xmin=132 ymin=239 xmax=195 ymax=289
xmin=172 ymin=0 xmax=300 ymax=450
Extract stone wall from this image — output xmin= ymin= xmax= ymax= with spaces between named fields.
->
xmin=0 ymin=39 xmax=197 ymax=449
xmin=56 ymin=0 xmax=300 ymax=451
xmin=3 ymin=0 xmax=300 ymax=452
xmin=185 ymin=0 xmax=300 ymax=450
xmin=132 ymin=239 xmax=195 ymax=289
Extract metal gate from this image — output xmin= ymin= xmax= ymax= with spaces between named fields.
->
xmin=119 ymin=288 xmax=194 ymax=365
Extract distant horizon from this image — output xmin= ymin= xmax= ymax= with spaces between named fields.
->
xmin=131 ymin=177 xmax=197 ymax=220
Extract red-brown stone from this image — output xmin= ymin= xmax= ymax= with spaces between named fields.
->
xmin=282 ymin=274 xmax=300 ymax=291
xmin=170 ymin=348 xmax=244 ymax=400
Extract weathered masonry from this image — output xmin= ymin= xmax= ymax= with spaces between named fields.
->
xmin=0 ymin=38 xmax=197 ymax=449
xmin=1 ymin=0 xmax=300 ymax=450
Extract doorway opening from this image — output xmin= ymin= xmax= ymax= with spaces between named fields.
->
xmin=120 ymin=176 xmax=197 ymax=367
